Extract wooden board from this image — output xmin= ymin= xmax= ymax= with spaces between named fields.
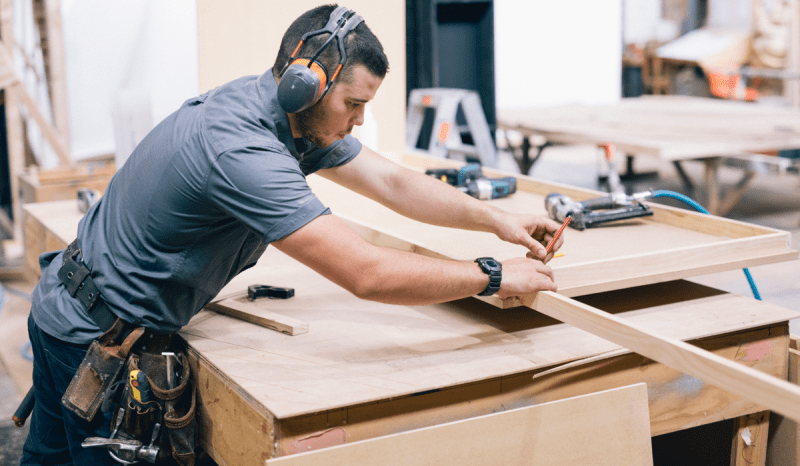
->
xmin=206 ymin=293 xmax=309 ymax=336
xmin=497 ymin=95 xmax=800 ymax=161
xmin=265 ymin=383 xmax=653 ymax=466
xmin=732 ymin=411 xmax=770 ymax=466
xmin=309 ymin=153 xmax=798 ymax=301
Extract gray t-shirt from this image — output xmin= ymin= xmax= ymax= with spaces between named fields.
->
xmin=31 ymin=69 xmax=361 ymax=344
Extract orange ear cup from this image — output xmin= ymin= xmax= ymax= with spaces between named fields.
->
xmin=291 ymin=58 xmax=328 ymax=99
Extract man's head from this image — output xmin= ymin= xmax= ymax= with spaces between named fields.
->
xmin=273 ymin=4 xmax=388 ymax=91
xmin=274 ymin=4 xmax=389 ymax=148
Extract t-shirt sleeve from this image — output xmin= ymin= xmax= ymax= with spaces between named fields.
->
xmin=206 ymin=147 xmax=330 ymax=244
xmin=300 ymin=135 xmax=362 ymax=173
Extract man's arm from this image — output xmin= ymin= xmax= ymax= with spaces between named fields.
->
xmin=318 ymin=146 xmax=565 ymax=261
xmin=272 ymin=213 xmax=557 ymax=305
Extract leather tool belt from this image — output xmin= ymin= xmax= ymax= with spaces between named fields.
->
xmin=57 ymin=239 xmax=196 ymax=465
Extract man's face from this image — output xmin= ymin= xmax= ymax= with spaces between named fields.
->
xmin=292 ymin=65 xmax=383 ymax=148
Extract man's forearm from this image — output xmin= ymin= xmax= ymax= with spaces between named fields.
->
xmin=381 ymin=166 xmax=505 ymax=232
xmin=273 ymin=213 xmax=491 ymax=305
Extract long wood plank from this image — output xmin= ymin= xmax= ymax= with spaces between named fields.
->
xmin=524 ymin=291 xmax=800 ymax=424
xmin=265 ymin=383 xmax=653 ymax=466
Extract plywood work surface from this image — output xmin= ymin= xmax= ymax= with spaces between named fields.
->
xmin=182 ymin=246 xmax=800 ymax=420
xmin=497 ymin=95 xmax=800 ymax=161
xmin=307 ymin=170 xmax=797 ymax=299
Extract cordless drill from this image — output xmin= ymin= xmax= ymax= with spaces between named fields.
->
xmin=426 ymin=164 xmax=517 ymax=200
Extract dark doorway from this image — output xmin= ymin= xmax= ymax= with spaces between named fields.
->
xmin=406 ymin=0 xmax=496 ymax=135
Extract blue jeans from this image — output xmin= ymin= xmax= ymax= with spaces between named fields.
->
xmin=21 ymin=313 xmax=117 ymax=466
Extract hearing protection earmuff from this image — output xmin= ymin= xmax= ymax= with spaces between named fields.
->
xmin=277 ymin=6 xmax=364 ymax=113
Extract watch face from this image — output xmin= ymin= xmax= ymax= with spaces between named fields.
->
xmin=479 ymin=257 xmax=501 ymax=272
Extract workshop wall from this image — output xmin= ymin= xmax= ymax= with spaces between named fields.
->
xmin=196 ymin=0 xmax=406 ymax=155
xmin=61 ymin=0 xmax=199 ymax=163
xmin=494 ymin=0 xmax=622 ymax=109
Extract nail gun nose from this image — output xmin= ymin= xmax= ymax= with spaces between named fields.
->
xmin=544 ymin=193 xmax=585 ymax=229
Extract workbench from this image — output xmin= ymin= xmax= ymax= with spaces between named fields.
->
xmin=20 ymin=153 xmax=800 ymax=465
xmin=498 ymin=95 xmax=800 ymax=215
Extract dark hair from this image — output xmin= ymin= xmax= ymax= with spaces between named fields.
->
xmin=273 ymin=4 xmax=389 ymax=83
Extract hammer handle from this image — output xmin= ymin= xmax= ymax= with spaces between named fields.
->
xmin=12 ymin=386 xmax=35 ymax=427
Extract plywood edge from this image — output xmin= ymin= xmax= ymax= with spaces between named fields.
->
xmin=649 ymin=204 xmax=788 ymax=238
xmin=525 ymin=291 xmax=800 ymax=424
xmin=185 ymin=343 xmax=277 ymax=466
xmin=559 ymin=250 xmax=798 ymax=298
xmin=550 ymin=246 xmax=799 ymax=298
xmin=266 ymin=383 xmax=653 ymax=466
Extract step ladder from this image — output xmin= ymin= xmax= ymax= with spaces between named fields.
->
xmin=406 ymin=88 xmax=497 ymax=167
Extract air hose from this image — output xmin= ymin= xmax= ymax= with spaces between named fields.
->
xmin=651 ymin=190 xmax=761 ymax=300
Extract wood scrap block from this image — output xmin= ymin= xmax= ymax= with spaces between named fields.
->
xmin=205 ymin=293 xmax=308 ymax=336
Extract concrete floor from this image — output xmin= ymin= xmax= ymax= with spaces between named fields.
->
xmin=0 ymin=143 xmax=798 ymax=464
xmin=0 ymin=366 xmax=29 ymax=465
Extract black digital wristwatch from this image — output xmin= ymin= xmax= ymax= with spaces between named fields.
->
xmin=475 ymin=257 xmax=502 ymax=296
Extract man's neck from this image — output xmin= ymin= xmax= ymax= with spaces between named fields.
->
xmin=286 ymin=113 xmax=302 ymax=138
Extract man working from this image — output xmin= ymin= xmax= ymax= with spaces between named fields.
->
xmin=22 ymin=4 xmax=563 ymax=465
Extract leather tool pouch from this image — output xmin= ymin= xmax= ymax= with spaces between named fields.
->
xmin=112 ymin=346 xmax=197 ymax=466
xmin=62 ymin=320 xmax=144 ymax=421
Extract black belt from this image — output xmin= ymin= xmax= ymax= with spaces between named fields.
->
xmin=58 ymin=240 xmax=117 ymax=333
xmin=57 ymin=240 xmax=173 ymax=352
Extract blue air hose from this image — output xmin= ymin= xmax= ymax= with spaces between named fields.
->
xmin=651 ymin=190 xmax=761 ymax=300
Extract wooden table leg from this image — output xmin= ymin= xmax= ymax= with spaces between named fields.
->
xmin=731 ymin=410 xmax=770 ymax=466
xmin=704 ymin=158 xmax=721 ymax=215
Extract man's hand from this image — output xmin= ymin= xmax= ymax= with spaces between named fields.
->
xmin=493 ymin=213 xmax=565 ymax=263
xmin=496 ymin=257 xmax=557 ymax=300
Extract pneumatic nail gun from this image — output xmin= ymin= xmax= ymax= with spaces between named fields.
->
xmin=544 ymin=191 xmax=654 ymax=230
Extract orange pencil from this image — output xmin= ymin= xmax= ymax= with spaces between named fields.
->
xmin=545 ymin=216 xmax=571 ymax=254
